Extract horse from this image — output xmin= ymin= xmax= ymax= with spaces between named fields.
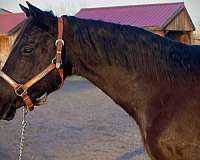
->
xmin=0 ymin=2 xmax=200 ymax=160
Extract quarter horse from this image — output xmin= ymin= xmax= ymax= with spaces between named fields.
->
xmin=0 ymin=2 xmax=200 ymax=160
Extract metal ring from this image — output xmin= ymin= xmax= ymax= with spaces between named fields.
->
xmin=15 ymin=85 xmax=27 ymax=97
xmin=52 ymin=57 xmax=62 ymax=68
xmin=55 ymin=39 xmax=64 ymax=46
xmin=51 ymin=58 xmax=56 ymax=64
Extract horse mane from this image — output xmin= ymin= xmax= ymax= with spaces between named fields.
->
xmin=65 ymin=16 xmax=200 ymax=85
xmin=10 ymin=11 xmax=200 ymax=85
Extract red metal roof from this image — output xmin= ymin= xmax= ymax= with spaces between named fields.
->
xmin=0 ymin=12 xmax=26 ymax=33
xmin=0 ymin=8 xmax=11 ymax=14
xmin=76 ymin=2 xmax=185 ymax=28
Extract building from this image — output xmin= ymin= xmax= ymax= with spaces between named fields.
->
xmin=0 ymin=8 xmax=11 ymax=14
xmin=76 ymin=2 xmax=195 ymax=44
xmin=0 ymin=3 xmax=198 ymax=68
xmin=0 ymin=12 xmax=26 ymax=68
xmin=192 ymin=27 xmax=200 ymax=45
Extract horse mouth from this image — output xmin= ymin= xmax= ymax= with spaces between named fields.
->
xmin=35 ymin=92 xmax=48 ymax=106
xmin=0 ymin=92 xmax=47 ymax=121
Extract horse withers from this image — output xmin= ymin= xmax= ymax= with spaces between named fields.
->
xmin=0 ymin=2 xmax=200 ymax=160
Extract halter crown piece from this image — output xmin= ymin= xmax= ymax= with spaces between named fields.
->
xmin=0 ymin=17 xmax=64 ymax=111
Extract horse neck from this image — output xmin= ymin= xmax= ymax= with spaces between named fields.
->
xmin=70 ymin=53 xmax=138 ymax=117
xmin=62 ymin=16 xmax=144 ymax=118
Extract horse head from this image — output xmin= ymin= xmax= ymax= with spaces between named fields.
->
xmin=0 ymin=2 xmax=72 ymax=120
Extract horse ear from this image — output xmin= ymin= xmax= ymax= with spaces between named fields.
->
xmin=19 ymin=4 xmax=30 ymax=17
xmin=26 ymin=1 xmax=56 ymax=33
xmin=26 ymin=1 xmax=43 ymax=20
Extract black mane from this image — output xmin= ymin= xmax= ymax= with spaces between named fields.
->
xmin=65 ymin=16 xmax=200 ymax=84
xmin=8 ymin=12 xmax=200 ymax=84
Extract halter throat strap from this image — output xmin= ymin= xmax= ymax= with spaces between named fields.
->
xmin=0 ymin=17 xmax=64 ymax=111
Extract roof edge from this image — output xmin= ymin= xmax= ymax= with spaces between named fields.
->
xmin=161 ymin=6 xmax=195 ymax=31
xmin=0 ymin=12 xmax=24 ymax=16
xmin=0 ymin=8 xmax=11 ymax=13
xmin=160 ymin=4 xmax=185 ymax=29
xmin=78 ymin=2 xmax=184 ymax=12
xmin=184 ymin=7 xmax=196 ymax=30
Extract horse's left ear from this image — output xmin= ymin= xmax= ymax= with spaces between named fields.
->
xmin=26 ymin=1 xmax=56 ymax=33
xmin=26 ymin=2 xmax=43 ymax=19
xmin=19 ymin=4 xmax=30 ymax=17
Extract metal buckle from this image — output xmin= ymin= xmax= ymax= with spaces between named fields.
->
xmin=51 ymin=57 xmax=62 ymax=69
xmin=15 ymin=85 xmax=27 ymax=97
xmin=55 ymin=39 xmax=64 ymax=46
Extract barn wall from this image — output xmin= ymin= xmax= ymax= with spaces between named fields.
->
xmin=0 ymin=35 xmax=16 ymax=68
xmin=193 ymin=39 xmax=200 ymax=45
xmin=192 ymin=29 xmax=200 ymax=45
xmin=151 ymin=30 xmax=165 ymax=37
xmin=164 ymin=9 xmax=194 ymax=31
xmin=143 ymin=26 xmax=165 ymax=37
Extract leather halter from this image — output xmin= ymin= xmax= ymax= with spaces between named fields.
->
xmin=0 ymin=17 xmax=64 ymax=111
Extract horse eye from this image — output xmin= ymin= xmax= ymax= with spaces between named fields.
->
xmin=24 ymin=47 xmax=33 ymax=53
xmin=23 ymin=47 xmax=34 ymax=55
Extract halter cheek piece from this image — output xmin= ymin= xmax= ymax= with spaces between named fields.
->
xmin=0 ymin=17 xmax=64 ymax=111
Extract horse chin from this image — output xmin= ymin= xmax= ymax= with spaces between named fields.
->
xmin=0 ymin=92 xmax=48 ymax=121
xmin=35 ymin=92 xmax=48 ymax=106
xmin=1 ymin=103 xmax=16 ymax=121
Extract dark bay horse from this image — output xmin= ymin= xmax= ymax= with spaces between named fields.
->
xmin=0 ymin=2 xmax=200 ymax=160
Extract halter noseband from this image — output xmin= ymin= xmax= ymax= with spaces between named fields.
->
xmin=0 ymin=17 xmax=64 ymax=111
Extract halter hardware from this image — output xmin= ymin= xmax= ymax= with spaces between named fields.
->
xmin=0 ymin=17 xmax=64 ymax=111
xmin=15 ymin=85 xmax=26 ymax=97
xmin=55 ymin=39 xmax=64 ymax=46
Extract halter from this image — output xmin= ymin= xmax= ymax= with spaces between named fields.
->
xmin=0 ymin=17 xmax=64 ymax=111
